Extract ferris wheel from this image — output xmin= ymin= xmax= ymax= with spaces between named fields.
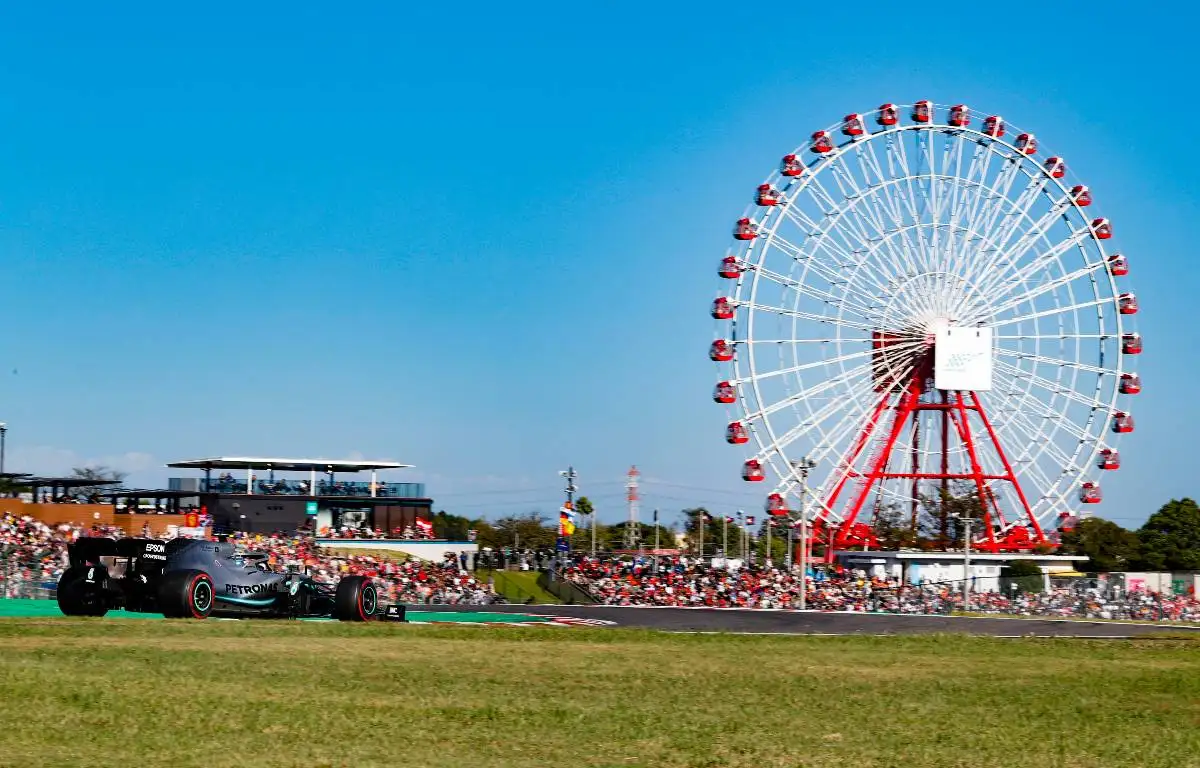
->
xmin=710 ymin=101 xmax=1141 ymax=553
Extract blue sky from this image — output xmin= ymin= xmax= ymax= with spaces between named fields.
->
xmin=0 ymin=1 xmax=1196 ymax=529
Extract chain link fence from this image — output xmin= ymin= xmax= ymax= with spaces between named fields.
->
xmin=0 ymin=548 xmax=61 ymax=600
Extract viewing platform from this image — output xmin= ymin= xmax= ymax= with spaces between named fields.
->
xmin=166 ymin=456 xmax=433 ymax=535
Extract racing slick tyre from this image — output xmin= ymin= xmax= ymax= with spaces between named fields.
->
xmin=158 ymin=569 xmax=214 ymax=619
xmin=333 ymin=576 xmax=378 ymax=622
xmin=56 ymin=566 xmax=109 ymax=617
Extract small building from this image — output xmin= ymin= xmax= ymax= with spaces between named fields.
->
xmin=836 ymin=550 xmax=1088 ymax=593
xmin=1107 ymin=571 xmax=1200 ymax=597
xmin=166 ymin=456 xmax=432 ymax=535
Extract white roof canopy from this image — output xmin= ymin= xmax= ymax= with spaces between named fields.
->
xmin=166 ymin=457 xmax=411 ymax=473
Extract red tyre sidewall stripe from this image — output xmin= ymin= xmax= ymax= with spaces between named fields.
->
xmin=189 ymin=574 xmax=209 ymax=619
xmin=357 ymin=583 xmax=371 ymax=621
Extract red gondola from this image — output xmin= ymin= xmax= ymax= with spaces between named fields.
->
xmin=1108 ymin=253 xmax=1129 ymax=276
xmin=1079 ymin=482 xmax=1102 ymax=503
xmin=1098 ymin=449 xmax=1121 ymax=470
xmin=1070 ymin=185 xmax=1092 ymax=206
xmin=912 ymin=100 xmax=932 ymax=123
xmin=780 ymin=154 xmax=805 ymax=177
xmin=1015 ymin=133 xmax=1037 ymax=155
xmin=718 ymin=256 xmax=742 ymax=279
xmin=842 ymin=113 xmax=865 ymax=137
xmin=1118 ymin=293 xmax=1138 ymax=315
xmin=766 ymin=492 xmax=790 ymax=516
xmin=711 ymin=297 xmax=735 ymax=320
xmin=983 ymin=115 xmax=1005 ymax=137
xmin=742 ymin=459 xmax=765 ymax=482
xmin=733 ymin=217 xmax=759 ymax=240
xmin=709 ymin=339 xmax=734 ymax=362
xmin=949 ymin=104 xmax=969 ymax=127
xmin=713 ymin=381 xmax=736 ymax=404
xmin=811 ymin=130 xmax=834 ymax=153
xmin=877 ymin=103 xmax=898 ymax=126
xmin=1091 ymin=218 xmax=1112 ymax=239
xmin=1112 ymin=412 xmax=1135 ymax=433
xmin=1044 ymin=156 xmax=1066 ymax=178
xmin=1121 ymin=333 xmax=1142 ymax=355
xmin=756 ymin=184 xmax=781 ymax=206
xmin=726 ymin=421 xmax=749 ymax=444
xmin=1119 ymin=373 xmax=1141 ymax=395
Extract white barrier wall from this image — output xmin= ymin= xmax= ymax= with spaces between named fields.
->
xmin=315 ymin=538 xmax=477 ymax=563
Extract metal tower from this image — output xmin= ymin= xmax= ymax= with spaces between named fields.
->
xmin=624 ymin=465 xmax=640 ymax=550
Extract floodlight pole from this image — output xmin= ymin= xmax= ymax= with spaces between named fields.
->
xmin=0 ymin=423 xmax=7 ymax=476
xmin=557 ymin=466 xmax=577 ymax=568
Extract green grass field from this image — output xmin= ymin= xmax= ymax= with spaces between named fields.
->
xmin=0 ymin=620 xmax=1198 ymax=768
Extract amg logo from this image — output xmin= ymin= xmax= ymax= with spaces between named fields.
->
xmin=145 ymin=543 xmax=166 ymax=553
xmin=225 ymin=583 xmax=280 ymax=596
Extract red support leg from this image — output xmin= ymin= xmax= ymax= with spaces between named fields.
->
xmin=969 ymin=391 xmax=1045 ymax=545
xmin=820 ymin=394 xmax=891 ymax=525
xmin=839 ymin=378 xmax=922 ymax=533
xmin=815 ymin=363 xmax=1049 ymax=554
xmin=951 ymin=391 xmax=998 ymax=551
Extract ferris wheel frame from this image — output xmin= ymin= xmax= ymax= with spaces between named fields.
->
xmin=711 ymin=101 xmax=1140 ymax=553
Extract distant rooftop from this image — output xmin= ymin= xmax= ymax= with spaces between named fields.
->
xmin=166 ymin=457 xmax=411 ymax=473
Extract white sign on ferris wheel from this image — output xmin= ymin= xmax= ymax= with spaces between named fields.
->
xmin=933 ymin=324 xmax=993 ymax=392
xmin=710 ymin=101 xmax=1141 ymax=554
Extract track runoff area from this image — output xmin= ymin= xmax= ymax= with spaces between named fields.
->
xmin=4 ymin=598 xmax=1194 ymax=637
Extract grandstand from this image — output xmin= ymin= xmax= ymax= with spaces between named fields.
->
xmin=166 ymin=456 xmax=432 ymax=535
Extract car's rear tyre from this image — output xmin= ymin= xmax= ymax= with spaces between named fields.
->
xmin=158 ymin=570 xmax=214 ymax=619
xmin=56 ymin=566 xmax=109 ymax=617
xmin=333 ymin=576 xmax=377 ymax=622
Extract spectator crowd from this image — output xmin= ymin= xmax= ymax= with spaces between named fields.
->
xmin=4 ymin=511 xmax=1199 ymax=622
xmin=0 ymin=512 xmax=495 ymax=605
xmin=558 ymin=554 xmax=1200 ymax=623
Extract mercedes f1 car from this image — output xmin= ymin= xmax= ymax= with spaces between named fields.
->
xmin=56 ymin=537 xmax=378 ymax=621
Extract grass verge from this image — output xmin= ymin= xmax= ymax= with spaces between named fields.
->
xmin=0 ymin=620 xmax=1197 ymax=768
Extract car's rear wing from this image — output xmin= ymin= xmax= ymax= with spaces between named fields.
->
xmin=68 ymin=537 xmax=173 ymax=580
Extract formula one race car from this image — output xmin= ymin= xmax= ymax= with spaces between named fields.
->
xmin=56 ymin=537 xmax=378 ymax=621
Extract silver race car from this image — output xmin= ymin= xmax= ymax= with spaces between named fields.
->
xmin=56 ymin=537 xmax=378 ymax=620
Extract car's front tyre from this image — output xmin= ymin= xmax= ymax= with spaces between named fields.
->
xmin=158 ymin=570 xmax=214 ymax=619
xmin=333 ymin=576 xmax=377 ymax=622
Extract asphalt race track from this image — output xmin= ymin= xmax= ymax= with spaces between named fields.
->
xmin=406 ymin=604 xmax=1200 ymax=637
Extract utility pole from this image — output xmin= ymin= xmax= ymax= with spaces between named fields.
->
xmin=652 ymin=508 xmax=660 ymax=573
xmin=960 ymin=515 xmax=974 ymax=613
xmin=798 ymin=517 xmax=807 ymax=611
xmin=557 ymin=466 xmax=577 ymax=566
xmin=791 ymin=456 xmax=817 ymax=611
xmin=722 ymin=515 xmax=728 ymax=562
xmin=590 ymin=501 xmax=597 ymax=559
xmin=624 ymin=465 xmax=640 ymax=551
xmin=698 ymin=510 xmax=706 ymax=561
xmin=766 ymin=518 xmax=772 ymax=566
xmin=785 ymin=521 xmax=793 ymax=570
